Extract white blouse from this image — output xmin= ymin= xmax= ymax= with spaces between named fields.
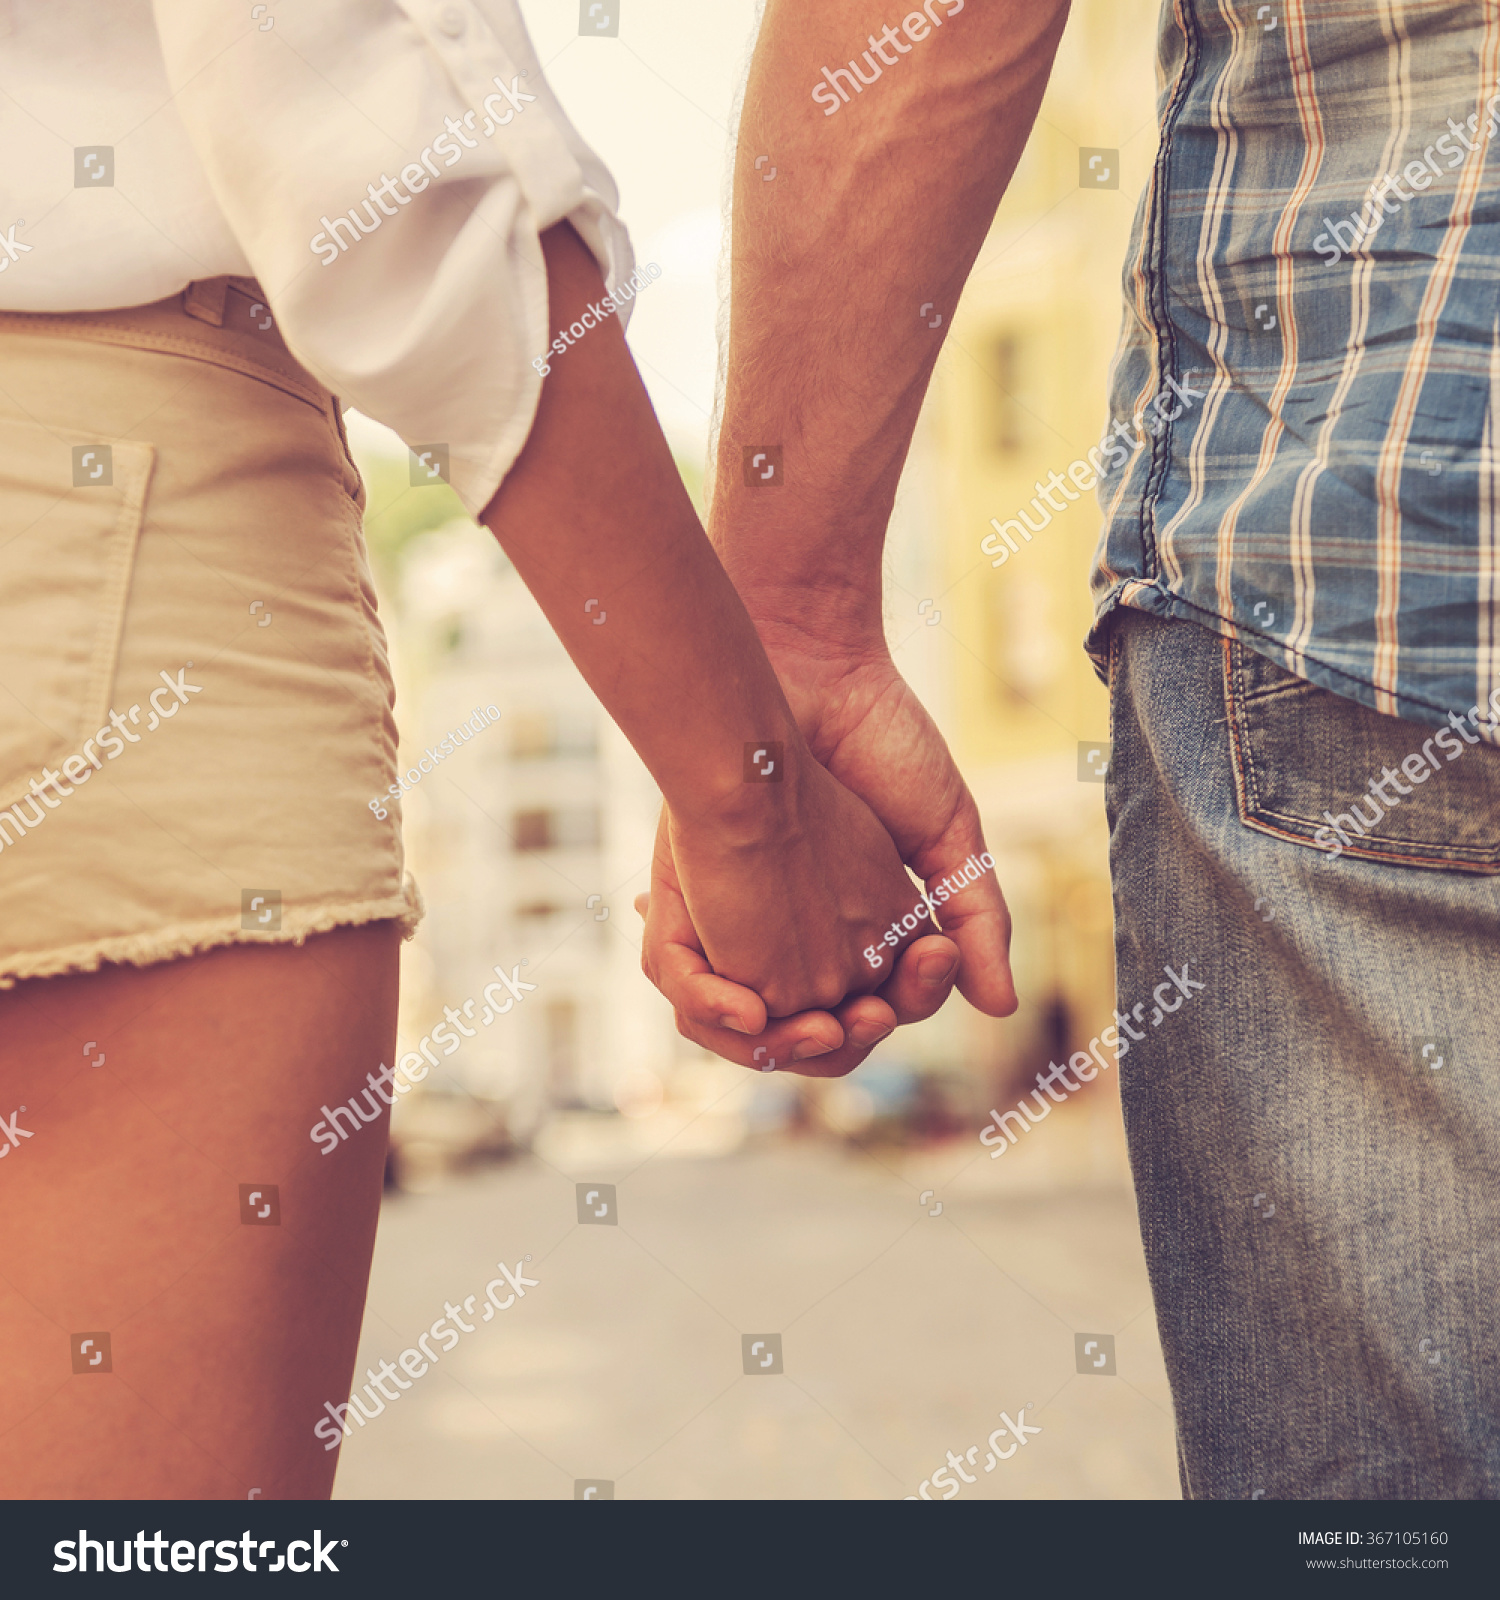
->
xmin=0 ymin=0 xmax=634 ymax=515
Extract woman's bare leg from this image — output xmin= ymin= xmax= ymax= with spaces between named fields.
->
xmin=0 ymin=921 xmax=400 ymax=1499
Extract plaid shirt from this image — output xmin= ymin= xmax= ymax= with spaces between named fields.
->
xmin=1088 ymin=0 xmax=1500 ymax=732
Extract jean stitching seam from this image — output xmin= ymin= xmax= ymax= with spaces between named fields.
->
xmin=1236 ymin=808 xmax=1500 ymax=870
xmin=1222 ymin=636 xmax=1263 ymax=823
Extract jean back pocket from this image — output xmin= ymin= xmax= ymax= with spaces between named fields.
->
xmin=1223 ymin=639 xmax=1500 ymax=872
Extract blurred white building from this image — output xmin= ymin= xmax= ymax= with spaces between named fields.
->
xmin=391 ymin=520 xmax=675 ymax=1139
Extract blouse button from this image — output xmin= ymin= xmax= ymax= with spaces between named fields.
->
xmin=435 ymin=5 xmax=466 ymax=37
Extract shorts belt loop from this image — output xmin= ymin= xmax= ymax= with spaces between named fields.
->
xmin=182 ymin=277 xmax=229 ymax=327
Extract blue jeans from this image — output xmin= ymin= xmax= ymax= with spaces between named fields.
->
xmin=1107 ymin=611 xmax=1500 ymax=1499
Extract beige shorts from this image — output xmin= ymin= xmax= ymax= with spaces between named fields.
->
xmin=0 ymin=276 xmax=421 ymax=986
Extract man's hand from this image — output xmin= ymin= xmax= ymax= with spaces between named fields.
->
xmin=768 ymin=643 xmax=1016 ymax=1019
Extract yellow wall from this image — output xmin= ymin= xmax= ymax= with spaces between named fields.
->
xmin=923 ymin=0 xmax=1163 ymax=1090
xmin=935 ymin=0 xmax=1162 ymax=768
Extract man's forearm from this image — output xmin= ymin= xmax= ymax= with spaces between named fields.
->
xmin=712 ymin=0 xmax=1070 ymax=655
xmin=481 ymin=223 xmax=804 ymax=827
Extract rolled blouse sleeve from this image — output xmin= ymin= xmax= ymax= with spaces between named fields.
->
xmin=151 ymin=0 xmax=634 ymax=516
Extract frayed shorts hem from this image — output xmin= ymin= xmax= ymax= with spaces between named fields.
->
xmin=0 ymin=878 xmax=424 ymax=990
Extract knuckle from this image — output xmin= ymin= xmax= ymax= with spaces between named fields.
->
xmin=760 ymin=987 xmax=793 ymax=1018
xmin=809 ymin=977 xmax=847 ymax=1012
xmin=754 ymin=974 xmax=796 ymax=1017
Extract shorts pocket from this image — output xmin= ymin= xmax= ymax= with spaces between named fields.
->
xmin=0 ymin=420 xmax=154 ymax=809
xmin=1223 ymin=638 xmax=1500 ymax=872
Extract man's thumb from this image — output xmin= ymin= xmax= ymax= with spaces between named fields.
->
xmin=916 ymin=817 xmax=1017 ymax=1018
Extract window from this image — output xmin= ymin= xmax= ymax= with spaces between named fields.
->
xmin=508 ymin=708 xmax=599 ymax=759
xmin=515 ymin=901 xmax=560 ymax=921
xmin=508 ymin=712 xmax=553 ymax=760
xmin=988 ymin=332 xmax=1026 ymax=454
xmin=513 ymin=810 xmax=553 ymax=851
xmin=545 ymin=999 xmax=580 ymax=1107
xmin=511 ymin=809 xmax=600 ymax=852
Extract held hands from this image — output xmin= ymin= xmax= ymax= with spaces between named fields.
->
xmin=638 ymin=653 xmax=1017 ymax=1077
xmin=638 ymin=741 xmax=963 ymax=1074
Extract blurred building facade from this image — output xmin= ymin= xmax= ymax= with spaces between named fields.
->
xmin=898 ymin=0 xmax=1163 ymax=1102
xmin=384 ymin=521 xmax=673 ymax=1152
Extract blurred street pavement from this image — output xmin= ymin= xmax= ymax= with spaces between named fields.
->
xmin=332 ymin=1080 xmax=1180 ymax=1500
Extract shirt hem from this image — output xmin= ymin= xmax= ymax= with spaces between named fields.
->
xmin=1087 ymin=579 xmax=1493 ymax=736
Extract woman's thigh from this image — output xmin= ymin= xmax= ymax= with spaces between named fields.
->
xmin=0 ymin=921 xmax=400 ymax=1499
